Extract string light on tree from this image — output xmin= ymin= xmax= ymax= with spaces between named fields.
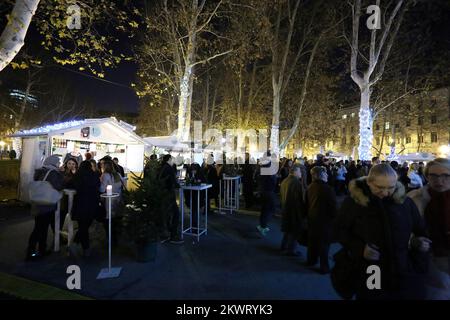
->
xmin=358 ymin=107 xmax=373 ymax=161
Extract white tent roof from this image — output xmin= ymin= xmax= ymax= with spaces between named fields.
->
xmin=398 ymin=152 xmax=436 ymax=162
xmin=9 ymin=117 xmax=145 ymax=145
xmin=143 ymin=136 xmax=190 ymax=152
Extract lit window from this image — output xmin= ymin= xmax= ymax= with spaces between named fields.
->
xmin=431 ymin=132 xmax=438 ymax=143
xmin=342 ymin=114 xmax=347 ymax=119
xmin=385 ymin=122 xmax=390 ymax=130
xmin=431 ymin=115 xmax=437 ymax=124
xmin=351 ymin=113 xmax=355 ymax=118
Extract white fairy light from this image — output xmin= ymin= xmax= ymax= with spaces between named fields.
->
xmin=18 ymin=120 xmax=85 ymax=135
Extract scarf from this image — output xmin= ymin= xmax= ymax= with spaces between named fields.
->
xmin=425 ymin=189 xmax=450 ymax=256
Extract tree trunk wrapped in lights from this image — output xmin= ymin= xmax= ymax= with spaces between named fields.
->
xmin=358 ymin=85 xmax=373 ymax=160
xmin=348 ymin=0 xmax=408 ymax=160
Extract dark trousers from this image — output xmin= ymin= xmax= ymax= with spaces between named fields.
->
xmin=28 ymin=212 xmax=53 ymax=254
xmin=307 ymin=230 xmax=331 ymax=271
xmin=243 ymin=180 xmax=254 ymax=208
xmin=259 ymin=191 xmax=276 ymax=228
xmin=281 ymin=233 xmax=299 ymax=253
xmin=335 ymin=180 xmax=346 ymax=196
xmin=75 ymin=219 xmax=93 ymax=250
xmin=169 ymin=199 xmax=180 ymax=238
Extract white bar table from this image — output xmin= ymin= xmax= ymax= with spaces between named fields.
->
xmin=219 ymin=176 xmax=241 ymax=214
xmin=54 ymin=189 xmax=77 ymax=252
xmin=179 ymin=184 xmax=212 ymax=242
xmin=97 ymin=193 xmax=122 ymax=279
xmin=62 ymin=189 xmax=76 ymax=252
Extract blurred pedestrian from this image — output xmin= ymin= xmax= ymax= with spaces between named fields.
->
xmin=26 ymin=155 xmax=64 ymax=260
xmin=306 ymin=166 xmax=337 ymax=274
xmin=280 ymin=165 xmax=307 ymax=256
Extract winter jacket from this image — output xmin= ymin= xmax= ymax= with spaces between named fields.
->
xmin=306 ymin=180 xmax=337 ymax=240
xmin=336 ymin=166 xmax=347 ymax=181
xmin=280 ymin=175 xmax=307 ymax=235
xmin=100 ymin=172 xmax=123 ymax=195
xmin=336 ymin=177 xmax=429 ymax=299
xmin=407 ymin=186 xmax=450 ymax=299
xmin=259 ymin=166 xmax=278 ymax=194
xmin=407 ymin=186 xmax=431 ymax=217
xmin=159 ymin=163 xmax=180 ymax=193
xmin=408 ymin=171 xmax=424 ymax=189
xmin=204 ymin=164 xmax=219 ymax=198
xmin=72 ymin=172 xmax=101 ymax=221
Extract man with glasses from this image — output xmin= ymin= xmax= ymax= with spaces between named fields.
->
xmin=408 ymin=158 xmax=450 ymax=299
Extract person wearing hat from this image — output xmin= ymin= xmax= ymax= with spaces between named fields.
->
xmin=26 ymin=155 xmax=64 ymax=261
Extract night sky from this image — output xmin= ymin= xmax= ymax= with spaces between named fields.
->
xmin=64 ymin=61 xmax=139 ymax=114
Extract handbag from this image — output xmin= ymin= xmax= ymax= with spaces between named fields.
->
xmin=29 ymin=169 xmax=63 ymax=206
xmin=330 ymin=247 xmax=359 ymax=300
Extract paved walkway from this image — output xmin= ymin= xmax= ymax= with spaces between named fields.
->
xmin=0 ymin=207 xmax=341 ymax=300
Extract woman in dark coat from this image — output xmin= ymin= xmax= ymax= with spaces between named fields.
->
xmin=280 ymin=165 xmax=307 ymax=256
xmin=336 ymin=164 xmax=431 ymax=300
xmin=72 ymin=160 xmax=101 ymax=256
xmin=27 ymin=155 xmax=64 ymax=260
xmin=306 ymin=166 xmax=337 ymax=273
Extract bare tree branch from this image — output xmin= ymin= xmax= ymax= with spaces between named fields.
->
xmin=191 ymin=49 xmax=233 ymax=67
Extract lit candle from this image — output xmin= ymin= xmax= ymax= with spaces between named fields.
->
xmin=106 ymin=185 xmax=112 ymax=196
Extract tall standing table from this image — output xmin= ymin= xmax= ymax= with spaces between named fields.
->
xmin=219 ymin=175 xmax=241 ymax=214
xmin=97 ymin=193 xmax=122 ymax=279
xmin=179 ymin=183 xmax=212 ymax=242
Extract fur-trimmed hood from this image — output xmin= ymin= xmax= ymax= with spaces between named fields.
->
xmin=348 ymin=177 xmax=406 ymax=207
xmin=407 ymin=186 xmax=431 ymax=217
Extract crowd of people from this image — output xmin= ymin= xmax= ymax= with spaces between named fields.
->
xmin=253 ymin=153 xmax=449 ymax=300
xmin=25 ymin=149 xmax=449 ymax=300
xmin=26 ymin=153 xmax=126 ymax=260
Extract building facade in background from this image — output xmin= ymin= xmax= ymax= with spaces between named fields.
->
xmin=282 ymin=87 xmax=450 ymax=160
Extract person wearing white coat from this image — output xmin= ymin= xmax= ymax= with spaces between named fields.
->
xmin=408 ymin=163 xmax=424 ymax=191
